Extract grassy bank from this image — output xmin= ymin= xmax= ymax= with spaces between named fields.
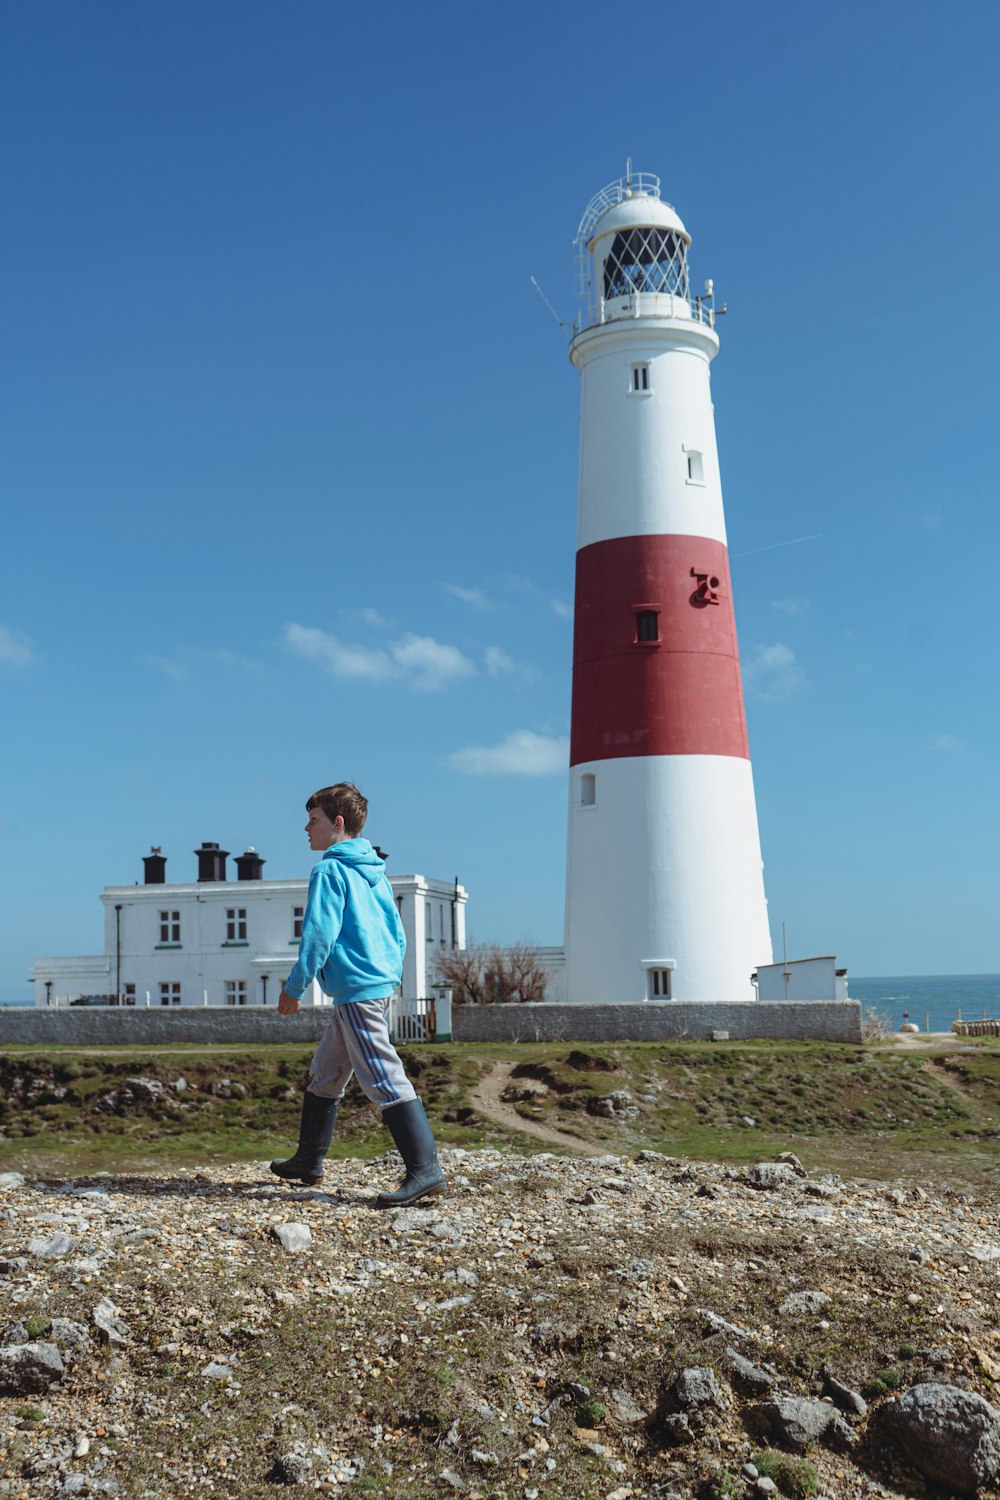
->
xmin=1 ymin=1038 xmax=997 ymax=1187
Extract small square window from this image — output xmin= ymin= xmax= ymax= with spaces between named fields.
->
xmin=630 ymin=363 xmax=651 ymax=393
xmin=225 ymin=980 xmax=247 ymax=1007
xmin=580 ymin=772 xmax=596 ymax=807
xmin=160 ymin=981 xmax=181 ymax=1006
xmin=292 ymin=906 xmax=304 ymax=940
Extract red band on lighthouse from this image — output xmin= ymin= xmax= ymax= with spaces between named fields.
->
xmin=570 ymin=533 xmax=749 ymax=766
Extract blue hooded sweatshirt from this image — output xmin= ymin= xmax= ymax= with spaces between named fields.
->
xmin=284 ymin=839 xmax=405 ymax=1005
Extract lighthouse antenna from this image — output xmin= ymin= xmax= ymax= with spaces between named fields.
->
xmin=530 ymin=276 xmax=571 ymax=330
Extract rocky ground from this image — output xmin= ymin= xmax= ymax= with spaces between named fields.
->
xmin=2 ymin=1145 xmax=999 ymax=1500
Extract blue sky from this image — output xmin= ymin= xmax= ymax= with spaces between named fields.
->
xmin=1 ymin=0 xmax=998 ymax=999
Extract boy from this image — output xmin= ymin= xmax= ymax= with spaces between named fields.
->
xmin=270 ymin=782 xmax=445 ymax=1208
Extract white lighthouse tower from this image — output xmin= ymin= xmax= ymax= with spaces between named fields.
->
xmin=564 ymin=168 xmax=772 ymax=1004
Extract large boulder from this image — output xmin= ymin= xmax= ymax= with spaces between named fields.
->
xmin=0 ymin=1341 xmax=65 ymax=1393
xmin=874 ymin=1383 xmax=1000 ymax=1493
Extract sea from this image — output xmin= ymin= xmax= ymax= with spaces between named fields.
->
xmin=2 ymin=974 xmax=998 ymax=1032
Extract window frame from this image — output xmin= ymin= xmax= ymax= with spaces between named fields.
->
xmin=630 ymin=602 xmax=662 ymax=648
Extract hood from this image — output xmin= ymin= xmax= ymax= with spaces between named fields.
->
xmin=322 ymin=838 xmax=385 ymax=886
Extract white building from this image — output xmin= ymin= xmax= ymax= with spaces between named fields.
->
xmin=31 ymin=842 xmax=467 ymax=1007
xmin=563 ymin=167 xmax=773 ymax=1003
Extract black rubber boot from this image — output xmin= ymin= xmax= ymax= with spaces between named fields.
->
xmin=270 ymin=1091 xmax=338 ymax=1186
xmin=374 ymin=1097 xmax=446 ymax=1209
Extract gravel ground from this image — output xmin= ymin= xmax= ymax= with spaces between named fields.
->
xmin=1 ymin=1149 xmax=999 ymax=1499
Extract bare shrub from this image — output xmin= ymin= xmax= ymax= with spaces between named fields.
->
xmin=435 ymin=942 xmax=548 ymax=1005
xmin=861 ymin=1007 xmax=894 ymax=1041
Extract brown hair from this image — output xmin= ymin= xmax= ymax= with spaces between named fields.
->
xmin=306 ymin=782 xmax=368 ymax=837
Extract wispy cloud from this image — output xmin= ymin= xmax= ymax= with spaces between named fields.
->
xmin=484 ymin=645 xmax=539 ymax=683
xmin=282 ymin=623 xmax=475 ymax=692
xmin=447 ymin=729 xmax=569 ymax=776
xmin=743 ymin=643 xmax=806 ymax=702
xmin=550 ymin=600 xmax=573 ymax=622
xmin=930 ymin=733 xmax=965 ymax=752
xmin=440 ymin=582 xmax=496 ymax=612
xmin=771 ymin=597 xmax=809 ymax=616
xmin=392 ymin=633 xmax=476 ymax=691
xmin=0 ymin=625 xmax=37 ymax=668
xmin=145 ymin=655 xmax=186 ymax=682
xmin=213 ymin=648 xmax=262 ymax=672
xmin=349 ymin=606 xmax=392 ymax=629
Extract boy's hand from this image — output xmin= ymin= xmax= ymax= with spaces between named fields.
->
xmin=277 ymin=990 xmax=300 ymax=1015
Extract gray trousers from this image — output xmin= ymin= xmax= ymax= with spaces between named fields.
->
xmin=307 ymin=997 xmax=416 ymax=1111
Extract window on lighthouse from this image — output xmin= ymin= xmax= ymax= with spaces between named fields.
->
xmin=603 ymin=228 xmax=689 ymax=300
xmin=580 ymin=772 xmax=596 ymax=807
xmin=630 ymin=363 xmax=650 ymax=393
xmin=648 ymin=968 xmax=672 ymax=999
xmin=634 ymin=609 xmax=660 ymax=644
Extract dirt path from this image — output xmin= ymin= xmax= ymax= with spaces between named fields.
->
xmin=469 ymin=1061 xmax=610 ymax=1157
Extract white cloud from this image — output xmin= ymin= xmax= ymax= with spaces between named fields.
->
xmin=283 ymin=624 xmax=475 ymax=692
xmin=391 ymin=633 xmax=476 ymax=691
xmin=440 ymin=582 xmax=496 ymax=611
xmin=550 ymin=599 xmax=573 ymax=621
xmin=930 ymin=734 xmax=965 ymax=752
xmin=353 ymin=606 xmax=392 ymax=629
xmin=145 ymin=655 xmax=186 ymax=682
xmin=771 ymin=597 xmax=809 ymax=616
xmin=282 ymin=623 xmax=396 ymax=682
xmin=485 ymin=645 xmax=539 ymax=684
xmin=743 ymin=643 xmax=806 ymax=703
xmin=447 ymin=729 xmax=569 ymax=776
xmin=213 ymin=648 xmax=262 ymax=672
xmin=0 ymin=625 xmax=37 ymax=668
xmin=485 ymin=645 xmax=515 ymax=676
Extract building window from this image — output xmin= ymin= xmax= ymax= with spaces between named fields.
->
xmin=685 ymin=449 xmax=704 ymax=484
xmin=122 ymin=984 xmax=136 ymax=1006
xmin=630 ymin=362 xmax=650 ymax=393
xmin=425 ymin=902 xmax=433 ymax=942
xmin=580 ymin=772 xmax=596 ymax=807
xmin=292 ymin=907 xmax=304 ymax=940
xmin=226 ymin=908 xmax=247 ymax=941
xmin=635 ymin=609 xmax=660 ymax=644
xmin=159 ymin=910 xmax=180 ymax=943
xmin=439 ymin=904 xmax=445 ymax=943
xmin=225 ymin=980 xmax=247 ymax=1007
xmin=160 ymin=982 xmax=181 ymax=1006
xmin=648 ymin=968 xmax=672 ymax=999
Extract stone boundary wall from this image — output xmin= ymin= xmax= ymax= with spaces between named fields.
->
xmin=452 ymin=1001 xmax=862 ymax=1045
xmin=1 ymin=1000 xmax=862 ymax=1047
xmin=0 ymin=1008 xmax=333 ymax=1048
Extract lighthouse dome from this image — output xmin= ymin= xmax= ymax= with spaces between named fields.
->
xmin=575 ymin=171 xmax=692 ymax=326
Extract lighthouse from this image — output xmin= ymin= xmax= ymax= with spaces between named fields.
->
xmin=564 ymin=168 xmax=772 ymax=1004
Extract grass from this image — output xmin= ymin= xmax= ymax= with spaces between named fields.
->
xmin=1 ymin=1037 xmax=998 ymax=1188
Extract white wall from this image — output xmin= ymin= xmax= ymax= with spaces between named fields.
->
xmin=754 ymin=957 xmax=847 ymax=1002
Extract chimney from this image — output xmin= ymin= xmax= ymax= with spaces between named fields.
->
xmin=235 ymin=847 xmax=265 ymax=881
xmin=195 ymin=841 xmax=229 ymax=882
xmin=143 ymin=847 xmax=167 ymax=885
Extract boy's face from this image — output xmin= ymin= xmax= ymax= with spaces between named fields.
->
xmin=305 ymin=806 xmax=349 ymax=851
